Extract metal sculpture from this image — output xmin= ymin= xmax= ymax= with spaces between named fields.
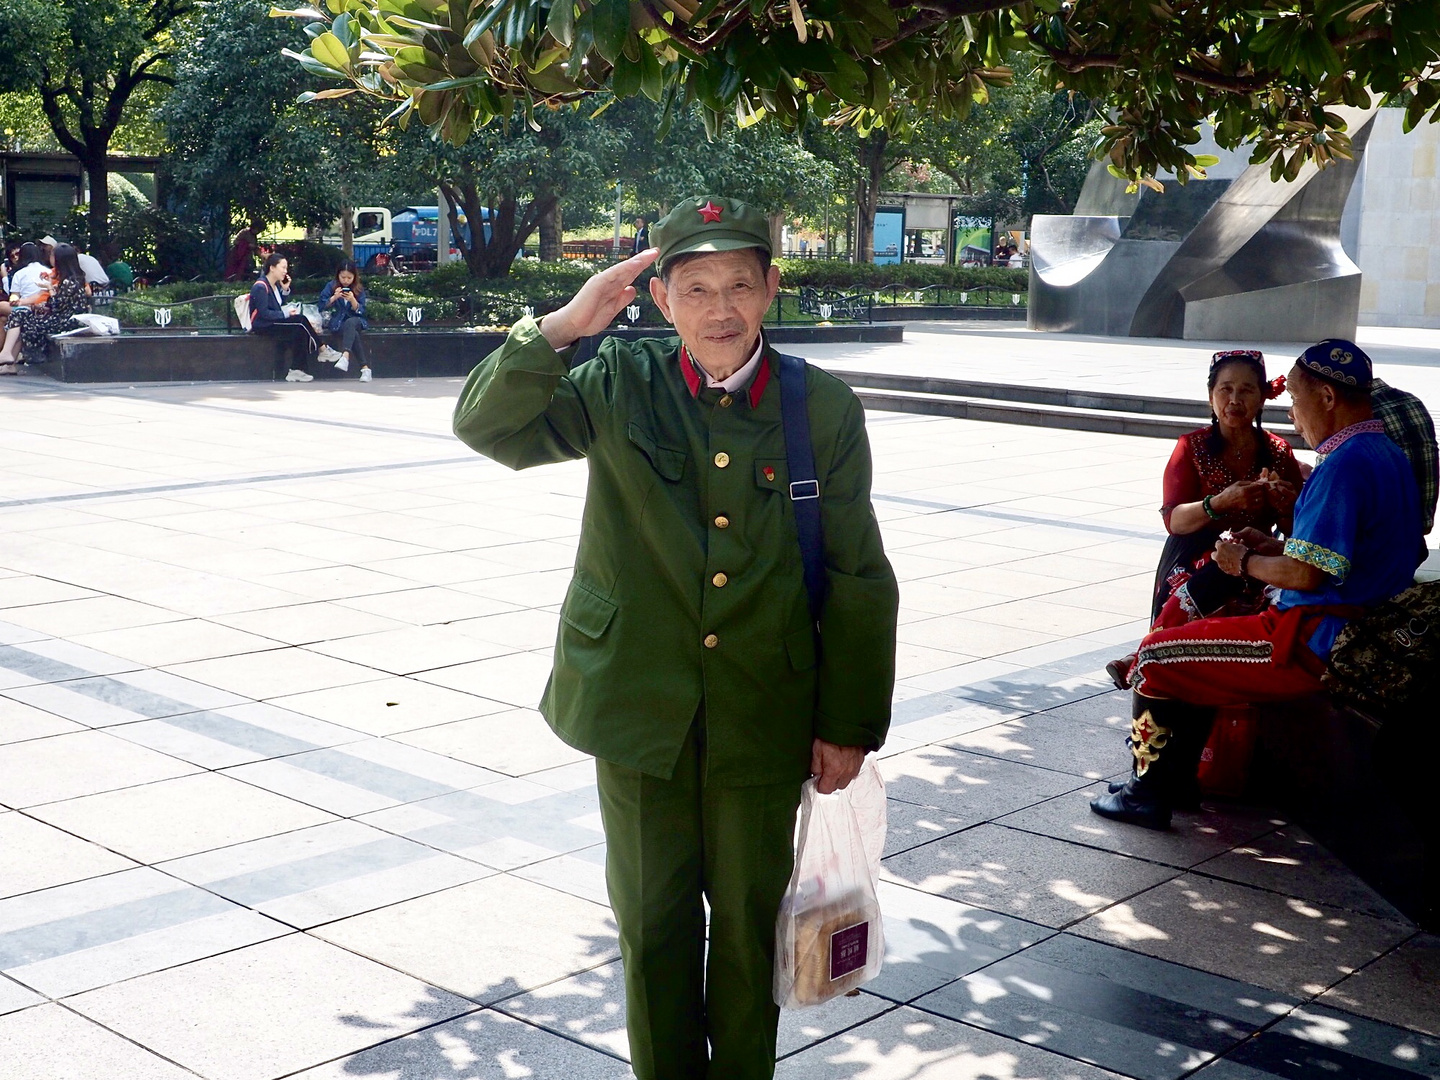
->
xmin=1029 ymin=107 xmax=1379 ymax=341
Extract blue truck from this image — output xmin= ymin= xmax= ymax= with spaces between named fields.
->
xmin=324 ymin=206 xmax=490 ymax=269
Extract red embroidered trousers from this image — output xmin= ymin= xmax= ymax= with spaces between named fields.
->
xmin=1130 ymin=606 xmax=1327 ymax=705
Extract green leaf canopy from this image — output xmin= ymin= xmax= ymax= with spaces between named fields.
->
xmin=279 ymin=0 xmax=1440 ymax=181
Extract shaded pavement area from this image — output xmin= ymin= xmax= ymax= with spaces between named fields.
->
xmin=0 ymin=342 xmax=1435 ymax=1078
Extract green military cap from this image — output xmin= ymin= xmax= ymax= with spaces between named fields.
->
xmin=652 ymin=196 xmax=771 ymax=272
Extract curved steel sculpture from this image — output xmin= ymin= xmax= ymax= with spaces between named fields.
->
xmin=1029 ymin=107 xmax=1379 ymax=341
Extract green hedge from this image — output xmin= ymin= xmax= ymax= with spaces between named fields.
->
xmin=110 ymin=257 xmax=1027 ymax=327
xmin=774 ymin=259 xmax=1027 ymax=291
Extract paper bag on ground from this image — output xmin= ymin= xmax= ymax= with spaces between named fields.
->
xmin=773 ymin=758 xmax=886 ymax=1009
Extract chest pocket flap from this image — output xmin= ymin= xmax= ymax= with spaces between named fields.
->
xmin=755 ymin=458 xmax=789 ymax=492
xmin=627 ymin=422 xmax=686 ymax=482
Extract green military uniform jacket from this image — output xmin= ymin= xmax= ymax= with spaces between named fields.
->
xmin=452 ymin=317 xmax=899 ymax=787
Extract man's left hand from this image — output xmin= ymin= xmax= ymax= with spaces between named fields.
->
xmin=811 ymin=739 xmax=866 ymax=794
xmin=1214 ymin=538 xmax=1247 ymax=576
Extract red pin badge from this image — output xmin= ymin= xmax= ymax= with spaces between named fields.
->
xmin=763 ymin=466 xmax=775 ymax=481
xmin=697 ymin=200 xmax=724 ymax=223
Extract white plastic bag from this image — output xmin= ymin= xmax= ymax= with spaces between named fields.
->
xmin=68 ymin=313 xmax=122 ymax=336
xmin=774 ymin=758 xmax=887 ymax=1009
xmin=300 ymin=303 xmax=324 ymax=332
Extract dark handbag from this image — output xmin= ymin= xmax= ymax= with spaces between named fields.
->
xmin=1323 ymin=580 xmax=1440 ymax=714
xmin=1180 ymin=558 xmax=1251 ymax=619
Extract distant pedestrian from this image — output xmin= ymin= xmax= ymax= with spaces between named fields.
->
xmin=632 ymin=216 xmax=649 ymax=256
xmin=35 ymin=235 xmax=106 ymax=287
xmin=0 ymin=242 xmax=20 ymax=332
xmin=226 ymin=226 xmax=258 ymax=281
xmin=1371 ymin=377 xmax=1438 ymax=534
xmin=105 ymin=257 xmax=134 ymax=292
xmin=248 ymin=253 xmax=319 ymax=382
xmin=8 ymin=243 xmax=49 ymax=306
xmin=0 ymin=243 xmax=89 ymax=372
xmin=318 ymin=261 xmax=369 ymax=376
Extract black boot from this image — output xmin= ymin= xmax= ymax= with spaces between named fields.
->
xmin=1105 ymin=654 xmax=1136 ymax=692
xmin=1105 ymin=774 xmax=1204 ymax=810
xmin=1091 ymin=695 xmax=1215 ymax=830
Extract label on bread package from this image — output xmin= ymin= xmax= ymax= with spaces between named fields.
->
xmin=829 ymin=920 xmax=869 ymax=981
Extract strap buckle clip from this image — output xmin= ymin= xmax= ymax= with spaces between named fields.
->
xmin=789 ymin=479 xmax=820 ymax=501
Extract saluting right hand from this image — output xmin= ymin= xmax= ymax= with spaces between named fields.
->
xmin=540 ymin=247 xmax=659 ymax=351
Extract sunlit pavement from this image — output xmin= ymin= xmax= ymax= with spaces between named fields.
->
xmin=0 ymin=333 xmax=1435 ymax=1079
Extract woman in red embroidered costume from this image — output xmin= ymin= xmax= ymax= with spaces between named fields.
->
xmin=1107 ymin=351 xmax=1303 ymax=689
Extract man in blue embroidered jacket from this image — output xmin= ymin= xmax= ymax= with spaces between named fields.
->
xmin=1094 ymin=339 xmax=1424 ymax=830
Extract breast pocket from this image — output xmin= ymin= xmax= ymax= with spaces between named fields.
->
xmin=754 ymin=458 xmax=789 ymax=494
xmin=627 ymin=422 xmax=686 ymax=483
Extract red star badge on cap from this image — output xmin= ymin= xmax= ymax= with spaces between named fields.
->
xmin=697 ymin=200 xmax=724 ymax=223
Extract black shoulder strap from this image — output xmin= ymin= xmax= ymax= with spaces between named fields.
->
xmin=776 ymin=352 xmax=828 ymax=624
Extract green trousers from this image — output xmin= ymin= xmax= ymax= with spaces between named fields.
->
xmin=595 ymin=719 xmax=803 ymax=1080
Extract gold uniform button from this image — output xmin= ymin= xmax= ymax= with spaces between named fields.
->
xmin=712 ymin=572 xmax=728 ymax=588
xmin=714 ymin=515 xmax=730 ymax=529
xmin=719 ymin=394 xmax=733 ymax=408
xmin=704 ymin=633 xmax=719 ymax=649
xmin=713 ymin=452 xmax=730 ymax=468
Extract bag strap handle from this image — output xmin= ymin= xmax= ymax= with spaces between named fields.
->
xmin=776 ymin=352 xmax=828 ymax=625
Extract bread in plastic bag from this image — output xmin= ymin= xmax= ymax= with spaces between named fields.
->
xmin=773 ymin=757 xmax=886 ymax=1009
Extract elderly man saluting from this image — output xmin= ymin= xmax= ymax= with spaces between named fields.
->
xmin=1095 ymin=340 xmax=1424 ymax=830
xmin=452 ymin=196 xmax=899 ymax=1079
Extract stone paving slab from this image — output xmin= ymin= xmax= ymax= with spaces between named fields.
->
xmin=66 ymin=934 xmax=476 ymax=1080
xmin=883 ymin=823 xmax=1183 ymax=929
xmin=774 ymin=1004 xmax=1127 ymax=1078
xmin=0 ymin=1003 xmax=196 ymax=1080
xmin=0 ymin=336 xmax=1434 ymax=1077
xmin=913 ymin=933 xmax=1300 ymax=1080
xmin=1069 ymin=874 xmax=1416 ymax=998
xmin=1318 ymin=933 xmax=1440 ymax=1037
xmin=290 ymin=1006 xmax=633 ymax=1080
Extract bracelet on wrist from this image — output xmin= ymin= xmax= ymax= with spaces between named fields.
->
xmin=1239 ymin=549 xmax=1253 ymax=577
xmin=1202 ymin=494 xmax=1223 ymax=521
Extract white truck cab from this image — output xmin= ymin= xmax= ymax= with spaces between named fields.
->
xmin=325 ymin=207 xmax=392 ymax=245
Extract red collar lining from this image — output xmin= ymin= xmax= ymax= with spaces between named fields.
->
xmin=679 ymin=344 xmax=770 ymax=407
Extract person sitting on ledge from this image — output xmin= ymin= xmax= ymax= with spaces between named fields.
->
xmin=317 ymin=261 xmax=368 ymax=375
xmin=1370 ymin=376 xmax=1439 ymax=538
xmin=1106 ymin=350 xmax=1302 ymax=689
xmin=249 ymin=253 xmax=320 ymax=383
xmin=1093 ymin=339 xmax=1425 ymax=831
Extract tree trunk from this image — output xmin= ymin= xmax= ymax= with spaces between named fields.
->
xmin=444 ymin=179 xmax=551 ymax=280
xmin=340 ymin=202 xmax=354 ymax=259
xmin=83 ymin=153 xmax=111 ymax=251
xmin=538 ymin=201 xmax=563 ymax=262
xmin=767 ymin=212 xmax=784 ymax=258
xmin=854 ymin=129 xmax=889 ymax=264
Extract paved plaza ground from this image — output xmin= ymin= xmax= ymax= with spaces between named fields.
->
xmin=0 ymin=324 xmax=1436 ymax=1079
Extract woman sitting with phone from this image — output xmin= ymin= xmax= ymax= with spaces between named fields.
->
xmin=318 ymin=261 xmax=369 ymax=378
xmin=249 ymin=253 xmax=320 ymax=383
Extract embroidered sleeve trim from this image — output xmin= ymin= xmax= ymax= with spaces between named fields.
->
xmin=1284 ymin=537 xmax=1351 ymax=582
